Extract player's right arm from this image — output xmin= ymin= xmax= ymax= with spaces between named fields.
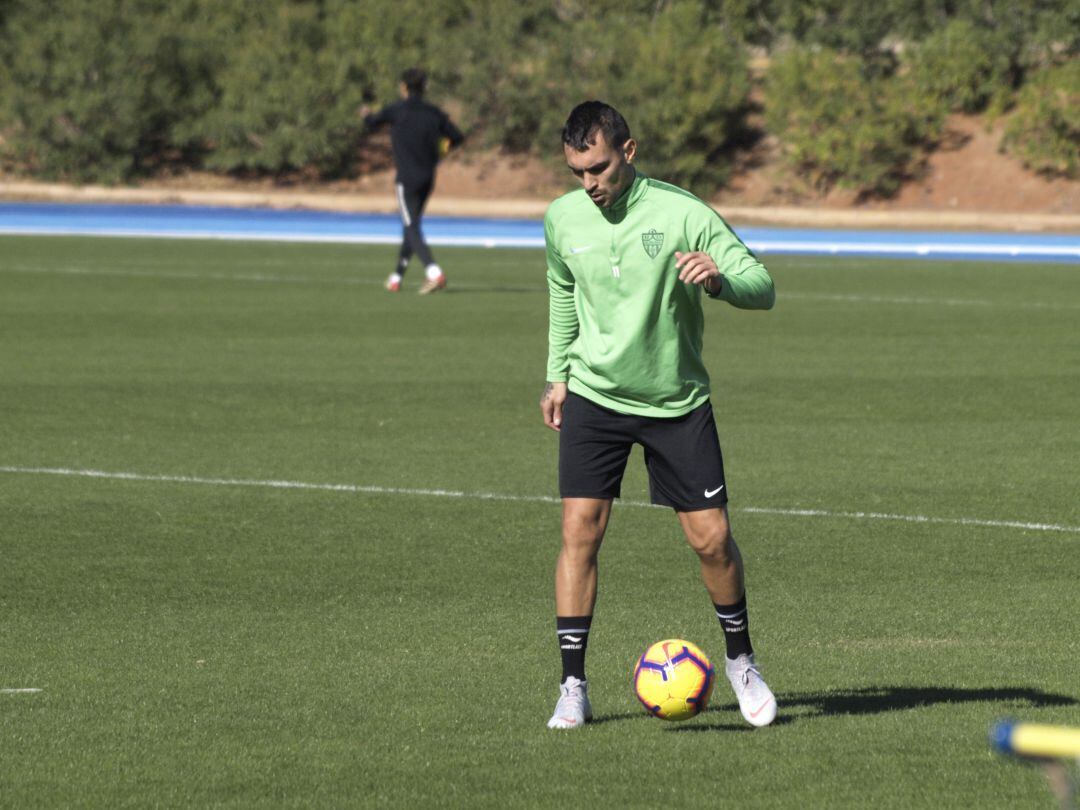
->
xmin=361 ymin=103 xmax=395 ymax=129
xmin=540 ymin=381 xmax=568 ymax=431
xmin=543 ymin=207 xmax=578 ymax=431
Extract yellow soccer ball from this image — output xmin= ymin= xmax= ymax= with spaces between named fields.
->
xmin=633 ymin=639 xmax=715 ymax=721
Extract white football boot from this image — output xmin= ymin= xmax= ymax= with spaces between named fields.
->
xmin=725 ymin=654 xmax=777 ymax=727
xmin=418 ymin=265 xmax=447 ymax=295
xmin=546 ymin=676 xmax=593 ymax=729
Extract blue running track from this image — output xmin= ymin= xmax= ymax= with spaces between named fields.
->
xmin=1 ymin=202 xmax=1077 ymax=263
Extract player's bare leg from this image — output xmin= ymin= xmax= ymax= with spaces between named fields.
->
xmin=555 ymin=497 xmax=612 ymax=616
xmin=677 ymin=506 xmax=776 ymax=727
xmin=676 ymin=507 xmax=743 ymax=604
xmin=548 ymin=497 xmax=611 ymax=729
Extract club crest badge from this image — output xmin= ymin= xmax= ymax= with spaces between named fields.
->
xmin=641 ymin=229 xmax=664 ymax=259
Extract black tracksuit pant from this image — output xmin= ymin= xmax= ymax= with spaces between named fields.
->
xmin=395 ymin=180 xmax=435 ymax=274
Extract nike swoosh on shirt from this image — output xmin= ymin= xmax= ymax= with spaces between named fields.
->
xmin=568 ymin=246 xmax=593 ymax=255
xmin=704 ymin=485 xmax=725 ymax=498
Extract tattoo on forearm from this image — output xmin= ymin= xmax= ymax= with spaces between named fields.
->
xmin=540 ymin=382 xmax=553 ymax=403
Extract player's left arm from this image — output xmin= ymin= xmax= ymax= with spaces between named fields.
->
xmin=677 ymin=207 xmax=775 ymax=310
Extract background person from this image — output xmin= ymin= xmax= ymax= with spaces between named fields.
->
xmin=361 ymin=67 xmax=465 ymax=294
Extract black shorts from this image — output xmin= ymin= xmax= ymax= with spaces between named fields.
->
xmin=559 ymin=392 xmax=729 ymax=511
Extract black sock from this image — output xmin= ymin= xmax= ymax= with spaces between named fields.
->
xmin=714 ymin=594 xmax=753 ymax=659
xmin=556 ymin=616 xmax=592 ymax=682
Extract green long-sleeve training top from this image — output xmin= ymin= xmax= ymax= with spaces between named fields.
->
xmin=545 ymin=172 xmax=775 ymax=417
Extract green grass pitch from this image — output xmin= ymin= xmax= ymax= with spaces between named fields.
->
xmin=1 ymin=234 xmax=1078 ymax=807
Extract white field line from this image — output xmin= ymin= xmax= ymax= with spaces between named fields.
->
xmin=0 ymin=688 xmax=42 ymax=694
xmin=2 ymin=465 xmax=1077 ymax=536
xmin=4 ymin=264 xmax=1078 ymax=310
xmin=0 ymin=264 xmax=537 ymax=294
xmin=781 ymin=292 xmax=1080 ymax=310
xmin=3 ymin=263 xmax=367 ymax=286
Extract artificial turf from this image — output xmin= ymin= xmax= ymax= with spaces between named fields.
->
xmin=1 ymin=235 xmax=1078 ymax=807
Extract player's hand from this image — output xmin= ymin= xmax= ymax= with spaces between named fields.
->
xmin=358 ymin=104 xmax=372 ymax=119
xmin=540 ymin=381 xmax=568 ymax=432
xmin=675 ymin=251 xmax=722 ymax=294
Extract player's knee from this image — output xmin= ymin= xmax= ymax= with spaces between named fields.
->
xmin=561 ymin=533 xmax=602 ymax=565
xmin=561 ymin=510 xmax=607 ymax=556
xmin=687 ymin=522 xmax=733 ymax=563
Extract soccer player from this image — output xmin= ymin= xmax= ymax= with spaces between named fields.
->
xmin=540 ymin=101 xmax=777 ymax=730
xmin=361 ymin=67 xmax=465 ymax=294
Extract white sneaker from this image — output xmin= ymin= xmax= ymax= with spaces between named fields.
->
xmin=725 ymin=654 xmax=776 ymax=727
xmin=546 ymin=676 xmax=592 ymax=729
xmin=417 ymin=272 xmax=446 ymax=295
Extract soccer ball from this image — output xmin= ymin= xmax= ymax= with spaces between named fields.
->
xmin=633 ymin=639 xmax=715 ymax=721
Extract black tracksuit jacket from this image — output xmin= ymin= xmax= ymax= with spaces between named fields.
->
xmin=364 ymin=97 xmax=465 ymax=189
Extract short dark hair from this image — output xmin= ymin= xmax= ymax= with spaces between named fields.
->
xmin=401 ymin=67 xmax=427 ymax=96
xmin=561 ymin=101 xmax=631 ymax=151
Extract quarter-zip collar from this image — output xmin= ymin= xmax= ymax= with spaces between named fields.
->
xmin=600 ymin=170 xmax=648 ymax=223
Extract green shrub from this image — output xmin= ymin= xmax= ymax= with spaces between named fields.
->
xmin=600 ymin=2 xmax=751 ymax=191
xmin=452 ymin=0 xmax=751 ymax=194
xmin=766 ymin=47 xmax=946 ymax=196
xmin=954 ymin=0 xmax=1080 ymax=74
xmin=0 ymin=0 xmax=1073 ymax=187
xmin=0 ymin=0 xmax=215 ymax=183
xmin=431 ymin=2 xmax=563 ymax=152
xmin=176 ymin=2 xmax=363 ymax=177
xmin=767 ymin=0 xmax=904 ymax=57
xmin=1002 ymin=61 xmax=1080 ymax=178
xmin=324 ymin=0 xmax=467 ymax=104
xmin=196 ymin=0 xmax=479 ymax=177
xmin=907 ymin=18 xmax=1013 ymax=113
